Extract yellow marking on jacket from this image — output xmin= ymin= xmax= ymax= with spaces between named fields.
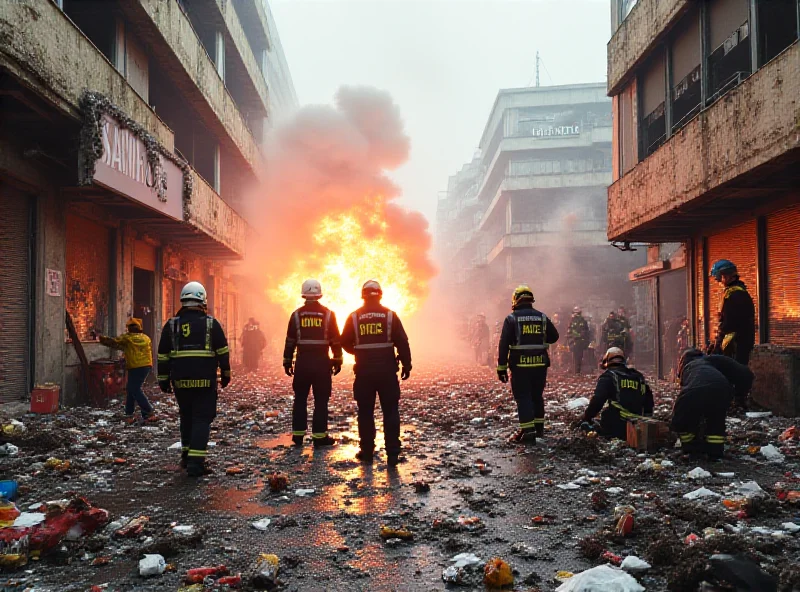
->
xmin=359 ymin=323 xmax=384 ymax=336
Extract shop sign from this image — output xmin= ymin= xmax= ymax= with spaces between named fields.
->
xmin=532 ymin=124 xmax=581 ymax=138
xmin=93 ymin=114 xmax=183 ymax=221
xmin=45 ymin=269 xmax=62 ymax=297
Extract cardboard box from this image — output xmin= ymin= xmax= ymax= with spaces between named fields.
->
xmin=627 ymin=419 xmax=671 ymax=452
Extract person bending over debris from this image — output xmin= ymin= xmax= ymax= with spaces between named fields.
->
xmin=580 ymin=347 xmax=653 ymax=439
xmin=672 ymin=348 xmax=754 ymax=459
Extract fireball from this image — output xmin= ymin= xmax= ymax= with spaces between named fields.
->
xmin=269 ymin=201 xmax=425 ymax=325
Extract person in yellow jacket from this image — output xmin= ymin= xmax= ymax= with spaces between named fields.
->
xmin=100 ymin=318 xmax=156 ymax=423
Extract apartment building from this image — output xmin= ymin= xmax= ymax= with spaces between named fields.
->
xmin=607 ymin=0 xmax=800 ymax=412
xmin=0 ymin=0 xmax=296 ymax=403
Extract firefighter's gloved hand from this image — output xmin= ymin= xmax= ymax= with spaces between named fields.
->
xmin=284 ymin=364 xmax=294 ymax=377
xmin=497 ymin=369 xmax=508 ymax=383
xmin=158 ymin=381 xmax=172 ymax=394
xmin=331 ymin=362 xmax=342 ymax=376
xmin=221 ymin=374 xmax=231 ymax=388
xmin=400 ymin=367 xmax=411 ymax=381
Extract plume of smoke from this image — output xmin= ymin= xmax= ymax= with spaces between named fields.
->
xmin=244 ymin=85 xmax=435 ymax=325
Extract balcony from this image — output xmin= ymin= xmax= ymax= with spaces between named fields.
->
xmin=487 ymin=226 xmax=608 ymax=263
xmin=608 ymin=41 xmax=800 ymax=243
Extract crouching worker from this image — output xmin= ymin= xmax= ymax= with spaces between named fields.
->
xmin=672 ymin=348 xmax=753 ymax=459
xmin=100 ymin=318 xmax=156 ymax=424
xmin=580 ymin=347 xmax=653 ymax=439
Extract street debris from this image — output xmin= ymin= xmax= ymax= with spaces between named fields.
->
xmin=556 ymin=565 xmax=644 ymax=592
xmin=139 ymin=553 xmax=166 ymax=577
xmin=483 ymin=557 xmax=513 ymax=588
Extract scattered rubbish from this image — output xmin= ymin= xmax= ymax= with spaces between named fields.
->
xmin=778 ymin=426 xmax=798 ymax=441
xmin=685 ymin=533 xmax=700 ymax=545
xmin=605 ymin=487 xmax=624 ymax=495
xmin=218 ymin=574 xmax=243 ymax=586
xmin=557 ymin=482 xmax=581 ymax=490
xmin=683 ymin=487 xmax=721 ymax=500
xmin=760 ymin=445 xmax=785 ymax=463
xmin=116 ymin=516 xmax=149 ymax=537
xmin=0 ymin=480 xmax=17 ymax=501
xmin=380 ymin=526 xmax=413 ymax=541
xmin=44 ymin=457 xmax=70 ymax=472
xmin=442 ymin=565 xmax=464 ymax=584
xmin=627 ymin=419 xmax=670 ymax=452
xmin=614 ymin=513 xmax=634 ymax=537
xmin=12 ymin=512 xmax=46 ymax=528
xmin=567 ymin=397 xmax=590 ymax=410
xmin=412 ymin=480 xmax=430 ymax=493
xmin=186 ymin=565 xmax=229 ymax=583
xmin=0 ymin=443 xmax=19 ymax=457
xmin=2 ymin=420 xmax=26 ymax=435
xmin=709 ymin=554 xmax=778 ymax=592
xmin=601 ymin=551 xmax=622 ymax=565
xmin=745 ymin=411 xmax=772 ymax=419
xmin=716 ymin=472 xmax=735 ymax=478
xmin=687 ymin=467 xmax=712 ymax=480
xmin=139 ymin=554 xmax=166 ymax=577
xmin=294 ymin=488 xmax=315 ymax=497
xmin=555 ymin=571 xmax=575 ymax=582
xmin=782 ymin=522 xmax=800 ymax=533
xmin=0 ymin=499 xmax=21 ymax=527
xmin=483 ymin=557 xmax=513 ymax=588
xmin=457 ymin=516 xmax=484 ymax=531
xmin=268 ymin=472 xmax=289 ymax=492
xmin=729 ymin=480 xmax=765 ymax=498
xmin=172 ymin=525 xmax=195 ymax=536
xmin=251 ymin=518 xmax=271 ymax=531
xmin=251 ymin=554 xmax=279 ymax=589
xmin=620 ymin=556 xmax=651 ymax=573
xmin=555 ymin=565 xmax=644 ymax=592
xmin=510 ymin=543 xmax=537 ymax=558
xmin=451 ymin=552 xmax=481 ymax=568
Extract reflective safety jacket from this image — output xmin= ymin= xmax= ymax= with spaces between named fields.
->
xmin=714 ymin=280 xmax=755 ymax=355
xmin=99 ymin=332 xmax=152 ymax=370
xmin=584 ymin=364 xmax=654 ymax=439
xmin=601 ymin=317 xmax=626 ymax=349
xmin=568 ymin=314 xmax=590 ymax=347
xmin=497 ymin=304 xmax=559 ymax=371
xmin=282 ymin=301 xmax=343 ymax=369
xmin=156 ymin=308 xmax=230 ymax=389
xmin=340 ymin=302 xmax=411 ymax=376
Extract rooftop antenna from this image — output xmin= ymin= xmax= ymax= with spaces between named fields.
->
xmin=535 ymin=50 xmax=540 ymax=87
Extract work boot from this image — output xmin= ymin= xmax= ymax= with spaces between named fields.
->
xmin=292 ymin=435 xmax=304 ymax=447
xmin=186 ymin=460 xmax=212 ymax=478
xmin=312 ymin=435 xmax=336 ymax=448
xmin=535 ymin=424 xmax=545 ymax=438
xmin=123 ymin=415 xmax=137 ymax=425
xmin=356 ymin=449 xmax=374 ymax=463
xmin=509 ymin=430 xmax=536 ymax=444
xmin=180 ymin=452 xmax=188 ymax=469
xmin=387 ymin=453 xmax=405 ymax=467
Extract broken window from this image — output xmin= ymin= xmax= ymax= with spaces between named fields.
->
xmin=619 ymin=82 xmax=637 ymax=174
xmin=670 ymin=8 xmax=702 ymax=132
xmin=707 ymin=0 xmax=751 ymax=103
xmin=758 ymin=0 xmax=799 ymax=66
xmin=639 ymin=49 xmax=666 ymax=159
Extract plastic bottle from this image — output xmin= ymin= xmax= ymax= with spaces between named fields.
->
xmin=0 ymin=498 xmax=20 ymax=527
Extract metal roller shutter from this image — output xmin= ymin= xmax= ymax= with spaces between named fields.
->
xmin=706 ymin=219 xmax=759 ymax=344
xmin=767 ymin=204 xmax=800 ymax=346
xmin=0 ymin=185 xmax=31 ymax=402
xmin=695 ymin=237 xmax=706 ymax=345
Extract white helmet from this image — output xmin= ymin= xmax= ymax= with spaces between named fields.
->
xmin=601 ymin=347 xmax=626 ymax=368
xmin=361 ymin=279 xmax=382 ymax=298
xmin=301 ymin=279 xmax=322 ymax=300
xmin=180 ymin=281 xmax=207 ymax=306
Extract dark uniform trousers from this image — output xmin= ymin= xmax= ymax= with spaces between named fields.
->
xmin=176 ymin=388 xmax=217 ymax=461
xmin=292 ymin=364 xmax=332 ymax=438
xmin=354 ymin=373 xmax=401 ymax=455
xmin=671 ymin=386 xmax=730 ymax=458
xmin=510 ymin=369 xmax=547 ymax=437
xmin=571 ymin=346 xmax=585 ymax=374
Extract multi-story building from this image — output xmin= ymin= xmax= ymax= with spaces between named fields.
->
xmin=607 ymin=0 xmax=800 ymax=412
xmin=0 ymin=0 xmax=296 ymax=403
xmin=438 ymin=83 xmax=643 ymax=340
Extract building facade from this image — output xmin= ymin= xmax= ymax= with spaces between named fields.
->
xmin=438 ymin=84 xmax=643 ymax=344
xmin=607 ymin=0 xmax=800 ymax=413
xmin=0 ymin=0 xmax=296 ymax=404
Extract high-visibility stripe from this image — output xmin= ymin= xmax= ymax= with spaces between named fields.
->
xmin=156 ymin=375 xmax=170 ymax=381
xmin=297 ymin=340 xmax=329 ymax=345
xmin=169 ymin=350 xmax=215 ymax=358
xmin=292 ymin=431 xmax=306 ymax=436
xmin=174 ymin=379 xmax=212 ymax=389
xmin=679 ymin=432 xmax=696 ymax=442
xmin=187 ymin=449 xmax=207 ymax=457
xmin=517 ymin=363 xmax=547 ymax=368
xmin=610 ymin=401 xmax=641 ymax=420
xmin=705 ymin=435 xmax=725 ymax=443
xmin=533 ymin=419 xmax=545 ymax=424
xmin=519 ymin=420 xmax=536 ymax=429
xmin=497 ymin=365 xmax=508 ymax=371
xmin=311 ymin=432 xmax=328 ymax=439
xmin=157 ymin=354 xmax=169 ymax=362
xmin=181 ymin=446 xmax=189 ymax=452
xmin=354 ymin=343 xmax=393 ymax=350
xmin=216 ymin=346 xmax=229 ymax=355
xmin=510 ymin=344 xmax=550 ymax=350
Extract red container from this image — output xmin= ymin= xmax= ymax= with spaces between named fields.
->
xmin=87 ymin=360 xmax=126 ymax=408
xmin=30 ymin=385 xmax=60 ymax=414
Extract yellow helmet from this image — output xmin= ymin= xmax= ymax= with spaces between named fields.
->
xmin=512 ymin=285 xmax=534 ymax=306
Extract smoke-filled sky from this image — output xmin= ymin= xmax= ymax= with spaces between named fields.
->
xmin=270 ymin=0 xmax=611 ymax=225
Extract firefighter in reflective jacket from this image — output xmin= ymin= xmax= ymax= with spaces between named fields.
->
xmin=497 ymin=286 xmax=559 ymax=443
xmin=581 ymin=347 xmax=654 ymax=440
xmin=341 ymin=280 xmax=412 ymax=466
xmin=157 ymin=281 xmax=230 ymax=477
xmin=283 ymin=279 xmax=343 ymax=448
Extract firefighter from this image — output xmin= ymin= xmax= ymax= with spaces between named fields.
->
xmin=282 ymin=279 xmax=342 ymax=448
xmin=341 ymin=280 xmax=412 ymax=466
xmin=580 ymin=347 xmax=653 ymax=440
xmin=672 ymin=348 xmax=754 ymax=459
xmin=157 ymin=281 xmax=231 ymax=477
xmin=241 ymin=317 xmax=267 ymax=372
xmin=99 ymin=318 xmax=156 ymax=423
xmin=568 ymin=307 xmax=590 ymax=374
xmin=709 ymin=260 xmax=756 ymax=372
xmin=497 ymin=286 xmax=559 ymax=443
xmin=470 ymin=313 xmax=490 ymax=365
xmin=601 ymin=311 xmax=627 ymax=351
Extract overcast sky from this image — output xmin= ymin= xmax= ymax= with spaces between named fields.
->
xmin=270 ymin=0 xmax=611 ymax=227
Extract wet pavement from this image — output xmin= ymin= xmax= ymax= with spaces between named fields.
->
xmin=1 ymin=363 xmax=800 ymax=591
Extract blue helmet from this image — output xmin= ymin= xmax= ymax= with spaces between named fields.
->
xmin=710 ymin=259 xmax=737 ymax=281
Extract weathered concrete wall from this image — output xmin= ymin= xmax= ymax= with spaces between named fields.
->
xmin=0 ymin=0 xmax=174 ymax=150
xmin=187 ymin=171 xmax=247 ymax=257
xmin=608 ymin=42 xmax=800 ymax=242
xmin=751 ymin=345 xmax=800 ymax=417
xmin=607 ymin=0 xmax=689 ymax=95
xmin=134 ymin=0 xmax=264 ymax=180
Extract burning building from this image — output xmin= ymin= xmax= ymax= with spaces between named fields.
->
xmin=607 ymin=0 xmax=800 ymax=413
xmin=0 ymin=0 xmax=296 ymax=404
xmin=437 ymin=84 xmax=644 ymax=341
